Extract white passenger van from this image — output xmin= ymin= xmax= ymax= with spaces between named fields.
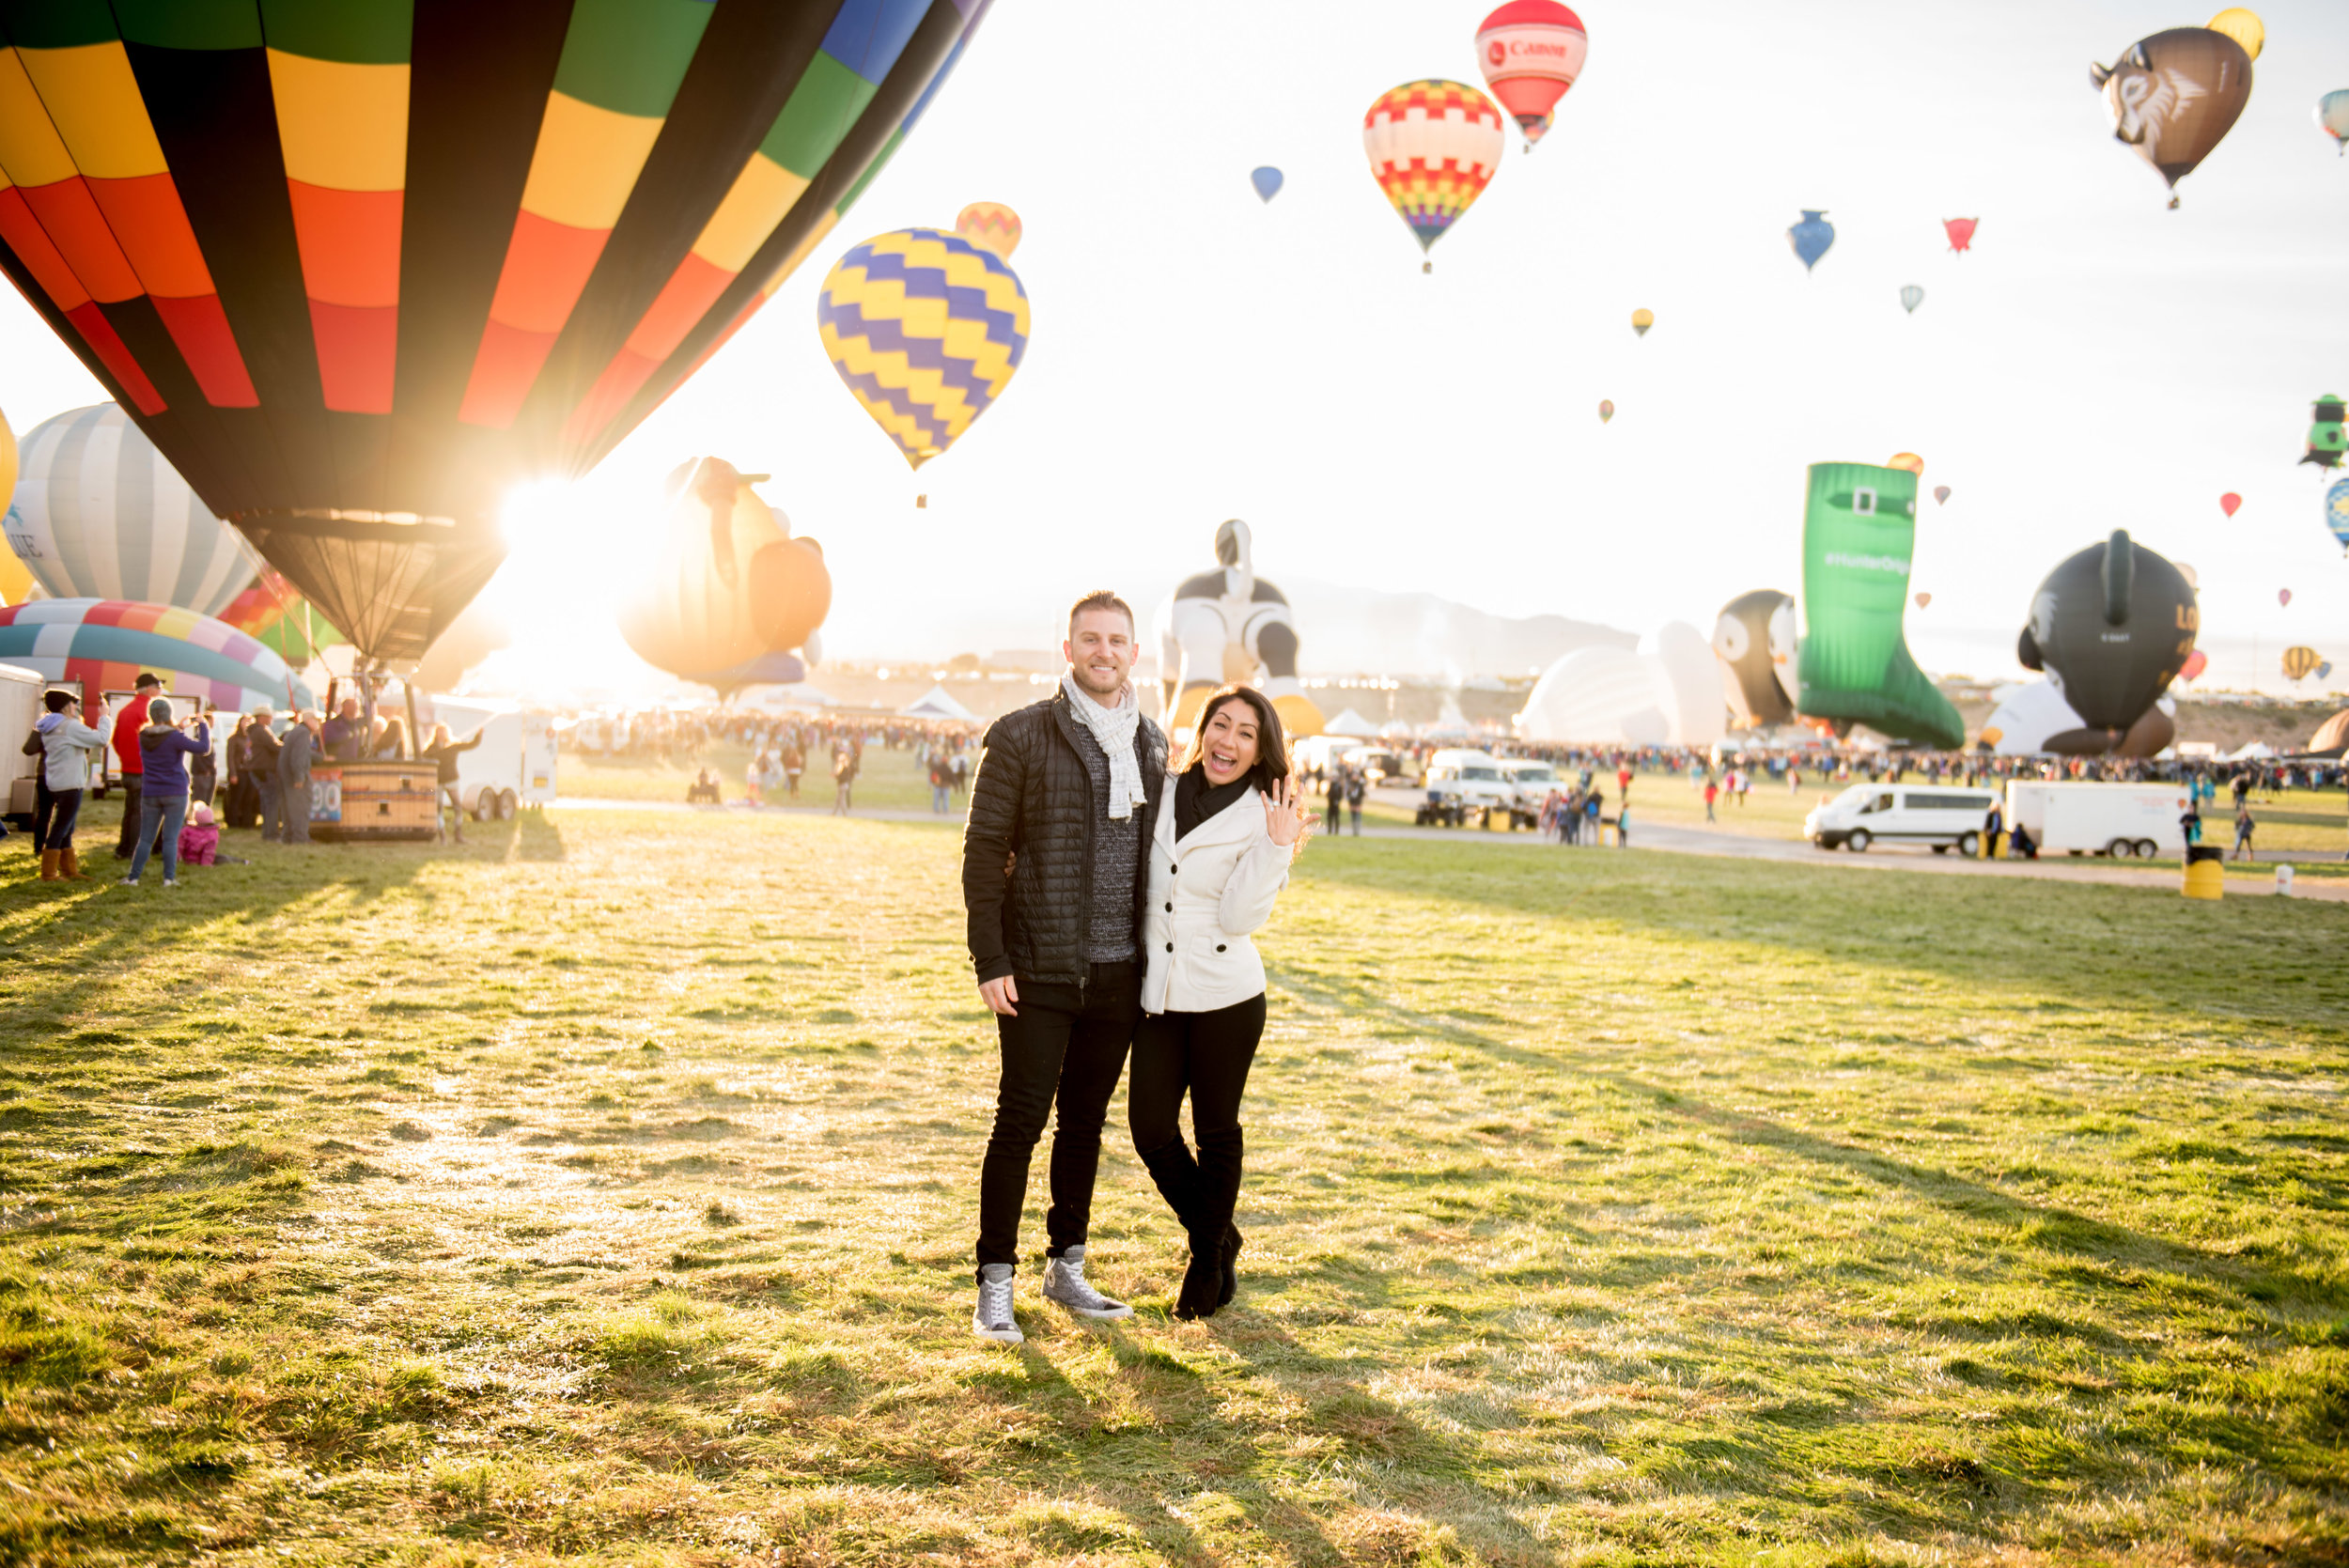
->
xmin=1805 ymin=783 xmax=1999 ymax=854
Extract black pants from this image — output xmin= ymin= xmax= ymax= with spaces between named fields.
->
xmin=974 ymin=960 xmax=1139 ymax=1276
xmin=42 ymin=788 xmax=82 ymax=851
xmin=113 ymin=773 xmax=142 ymax=856
xmin=1129 ymin=994 xmax=1266 ymax=1245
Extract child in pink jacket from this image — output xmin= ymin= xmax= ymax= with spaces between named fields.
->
xmin=178 ymin=802 xmax=220 ymax=867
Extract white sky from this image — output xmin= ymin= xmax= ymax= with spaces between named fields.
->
xmin=3 ymin=0 xmax=2345 ymax=699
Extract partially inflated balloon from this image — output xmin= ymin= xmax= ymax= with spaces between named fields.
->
xmin=2326 ymin=479 xmax=2349 ymax=551
xmin=1899 ymin=286 xmax=1923 ymax=314
xmin=1887 ymin=453 xmax=1924 ymax=476
xmin=1363 ymin=81 xmax=1506 ymax=267
xmin=1788 ymin=210 xmax=1834 ymax=272
xmin=1597 ymin=400 xmax=1613 ymax=423
xmin=2220 ymin=492 xmax=2242 ymax=517
xmin=1474 ymin=2 xmax=1589 ymax=147
xmin=817 ymin=229 xmax=1030 ymax=471
xmin=0 ymin=598 xmax=312 ymax=712
xmin=0 ymin=406 xmax=23 ymax=604
xmin=2091 ymin=29 xmax=2253 ymax=207
xmin=219 ymin=567 xmax=345 ymax=665
xmin=2283 ymin=645 xmax=2319 ymax=680
xmin=1630 ymin=308 xmax=1653 ymax=337
xmin=1933 ymin=486 xmax=1952 ymax=506
xmin=2018 ymin=529 xmax=2198 ymax=750
xmin=2205 ymin=8 xmax=2263 ymax=59
xmin=2180 ymin=649 xmax=2208 ymax=682
xmin=955 ymin=203 xmax=1021 ymax=260
xmin=1943 ymin=217 xmax=1978 ymax=253
xmin=1251 ymin=166 xmax=1284 ymax=202
xmin=0 ymin=5 xmax=992 ymax=660
xmin=2321 ymin=92 xmax=2349 ymax=154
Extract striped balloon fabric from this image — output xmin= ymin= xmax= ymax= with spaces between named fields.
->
xmin=0 ymin=598 xmax=313 ymax=714
xmin=0 ymin=1 xmax=995 ymax=660
xmin=817 ymin=228 xmax=1029 ymax=470
xmin=1362 ymin=81 xmax=1506 ymax=256
xmin=7 ymin=403 xmax=257 ymax=617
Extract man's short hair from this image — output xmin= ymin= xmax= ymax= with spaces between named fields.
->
xmin=134 ymin=672 xmax=162 ymax=690
xmin=1067 ymin=589 xmax=1135 ymax=642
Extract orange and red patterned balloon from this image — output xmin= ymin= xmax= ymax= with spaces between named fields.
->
xmin=955 ymin=202 xmax=1021 ymax=260
xmin=1361 ymin=81 xmax=1505 ymax=262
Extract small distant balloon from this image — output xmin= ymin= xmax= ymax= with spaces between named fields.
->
xmin=2305 ymin=395 xmax=2346 ymax=470
xmin=2323 ymin=661 xmax=2337 ymax=681
xmin=954 ymin=202 xmax=1022 ymax=260
xmin=1788 ymin=210 xmax=1834 ymax=272
xmin=1251 ymin=166 xmax=1284 ymax=203
xmin=1899 ymin=285 xmax=1924 ymax=314
xmin=1630 ymin=308 xmax=1654 ymax=337
xmin=1914 ymin=592 xmax=1932 ymax=609
xmin=1597 ymin=399 xmax=1614 ymax=424
xmin=1933 ymin=486 xmax=1952 ymax=506
xmin=2321 ymin=92 xmax=2349 ymax=154
xmin=2279 ymin=588 xmax=2294 ymax=608
xmin=2205 ymin=8 xmax=2263 ymax=59
xmin=1887 ymin=453 xmax=1924 ymax=476
xmin=2326 ymin=478 xmax=2349 ymax=551
xmin=2219 ymin=492 xmax=2242 ymax=518
xmin=2282 ymin=644 xmax=2319 ymax=681
xmin=2180 ymin=649 xmax=2209 ymax=682
xmin=1943 ymin=217 xmax=1978 ymax=253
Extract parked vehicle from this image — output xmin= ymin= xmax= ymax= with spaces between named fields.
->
xmin=2003 ymin=781 xmax=2187 ymax=859
xmin=1341 ymin=746 xmax=1409 ymax=788
xmin=1805 ymin=784 xmax=1999 ymax=854
xmin=1500 ymin=759 xmax=1561 ymax=824
xmin=0 ymin=662 xmax=41 ymax=825
xmin=1418 ymin=749 xmax=1525 ymax=828
xmin=432 ymin=700 xmax=557 ymax=820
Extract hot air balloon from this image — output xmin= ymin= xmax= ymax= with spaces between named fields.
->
xmin=1251 ymin=166 xmax=1284 ymax=202
xmin=817 ymin=229 xmax=1029 ymax=472
xmin=1899 ymin=286 xmax=1923 ymax=314
xmin=1914 ymin=592 xmax=1932 ymax=609
xmin=2091 ymin=28 xmax=2253 ymax=208
xmin=0 ymin=407 xmax=23 ymax=605
xmin=1797 ymin=462 xmax=1964 ymax=749
xmin=1474 ymin=2 xmax=1589 ymax=150
xmin=2282 ymin=645 xmax=2320 ymax=681
xmin=2323 ymin=661 xmax=2336 ymax=681
xmin=2279 ymin=588 xmax=2293 ymax=608
xmin=1362 ymin=81 xmax=1506 ymax=271
xmin=1788 ymin=210 xmax=1834 ymax=272
xmin=2016 ymin=530 xmax=2198 ymax=754
xmin=616 ymin=458 xmax=829 ymax=696
xmin=2321 ymin=91 xmax=2349 ymax=154
xmin=2180 ymin=648 xmax=2208 ymax=682
xmin=1933 ymin=486 xmax=1952 ymax=506
xmin=8 ymin=404 xmax=260 ymax=617
xmin=1630 ymin=308 xmax=1653 ymax=337
xmin=2205 ymin=8 xmax=2263 ymax=59
xmin=1712 ymin=590 xmax=1798 ymax=728
xmin=2303 ymin=396 xmax=2346 ymax=470
xmin=1597 ymin=399 xmax=1614 ymax=423
xmin=2326 ymin=479 xmax=2349 ymax=551
xmin=954 ymin=203 xmax=1021 ymax=260
xmin=1942 ymin=217 xmax=1978 ymax=253
xmin=0 ymin=598 xmax=313 ymax=712
xmin=0 ymin=4 xmax=992 ymax=664
xmin=1887 ymin=453 xmax=1924 ymax=476
xmin=218 ymin=567 xmax=345 ymax=665
xmin=2220 ymin=492 xmax=2242 ymax=518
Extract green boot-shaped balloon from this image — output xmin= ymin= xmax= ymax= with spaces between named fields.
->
xmin=1796 ymin=461 xmax=1965 ymax=750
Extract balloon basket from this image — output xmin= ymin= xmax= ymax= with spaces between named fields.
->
xmin=2182 ymin=846 xmax=2224 ymax=900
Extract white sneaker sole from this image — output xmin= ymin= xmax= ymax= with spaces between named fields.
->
xmin=972 ymin=1314 xmax=1023 ymax=1344
xmin=1048 ymin=1296 xmax=1132 ymax=1321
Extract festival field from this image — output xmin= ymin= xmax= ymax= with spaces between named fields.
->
xmin=1 ymin=811 xmax=2343 ymax=1566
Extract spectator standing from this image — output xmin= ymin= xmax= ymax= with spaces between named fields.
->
xmin=1346 ymin=768 xmax=1363 ymax=835
xmin=930 ymin=752 xmax=953 ymax=815
xmin=2232 ymin=803 xmax=2255 ymax=862
xmin=109 ymin=673 xmax=163 ymax=860
xmin=422 ymin=722 xmax=486 ymax=844
xmin=1982 ymin=798 xmax=2004 ymax=860
xmin=1324 ymin=768 xmax=1344 ymax=841
xmin=247 ymin=708 xmax=284 ymax=839
xmin=123 ymin=698 xmax=209 ymax=887
xmin=1702 ymin=776 xmax=1719 ymax=822
xmin=36 ymin=691 xmax=104 ymax=881
xmin=277 ymin=710 xmax=317 ymax=844
xmin=189 ymin=715 xmax=219 ymax=807
xmin=782 ymin=739 xmax=804 ymax=800
xmin=1583 ymin=789 xmax=1602 ymax=844
xmin=831 ymin=741 xmax=859 ymax=815
xmin=1616 ymin=799 xmax=1631 ymax=848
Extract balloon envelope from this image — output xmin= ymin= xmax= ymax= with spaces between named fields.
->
xmin=1914 ymin=592 xmax=1931 ymax=609
xmin=2181 ymin=648 xmax=2208 ymax=681
xmin=2280 ymin=588 xmax=2293 ymax=607
xmin=1630 ymin=308 xmax=1653 ymax=336
xmin=2282 ymin=645 xmax=2320 ymax=680
xmin=0 ymin=407 xmax=23 ymax=605
xmin=2019 ymin=529 xmax=2199 ymax=741
xmin=954 ymin=202 xmax=1021 ymax=260
xmin=1474 ymin=2 xmax=1589 ymax=139
xmin=616 ymin=458 xmax=829 ymax=693
xmin=2326 ymin=479 xmax=2349 ymax=551
xmin=1942 ymin=217 xmax=1978 ymax=253
xmin=2306 ymin=395 xmax=2347 ymax=470
xmin=1597 ymin=399 xmax=1613 ymax=423
xmin=1933 ymin=486 xmax=1952 ymax=505
xmin=817 ymin=229 xmax=1030 ymax=471
xmin=1712 ymin=590 xmax=1798 ymax=728
xmin=2220 ymin=491 xmax=2242 ymax=517
xmin=0 ymin=598 xmax=312 ymax=712
xmin=2205 ymin=8 xmax=2263 ymax=59
xmin=0 ymin=4 xmax=991 ymax=660
xmin=1899 ymin=285 xmax=1923 ymax=314
xmin=1788 ymin=210 xmax=1834 ymax=272
xmin=2091 ymin=28 xmax=2252 ymax=202
xmin=8 ymin=403 xmax=260 ymax=618
xmin=1797 ymin=462 xmax=1963 ymax=749
xmin=2321 ymin=91 xmax=2349 ymax=150
xmin=1362 ymin=81 xmax=1506 ymax=257
xmin=1887 ymin=453 xmax=1924 ymax=476
xmin=1250 ymin=166 xmax=1283 ymax=202
xmin=218 ymin=567 xmax=345 ymax=665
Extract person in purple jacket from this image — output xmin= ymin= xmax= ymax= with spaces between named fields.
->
xmin=121 ymin=698 xmax=210 ymax=889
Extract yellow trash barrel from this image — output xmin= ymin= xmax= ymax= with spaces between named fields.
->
xmin=2182 ymin=846 xmax=2224 ymax=901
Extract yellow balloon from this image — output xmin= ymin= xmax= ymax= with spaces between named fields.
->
xmin=2205 ymin=8 xmax=2263 ymax=59
xmin=0 ymin=408 xmax=24 ymax=606
xmin=1886 ymin=452 xmax=1924 ymax=476
xmin=1630 ymin=307 xmax=1654 ymax=337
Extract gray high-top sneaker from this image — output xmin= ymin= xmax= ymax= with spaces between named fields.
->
xmin=972 ymin=1263 xmax=1021 ymax=1344
xmin=1040 ymin=1245 xmax=1131 ymax=1320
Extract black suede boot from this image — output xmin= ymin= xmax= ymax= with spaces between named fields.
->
xmin=1219 ymin=1222 xmax=1242 ymax=1308
xmin=1141 ymin=1137 xmax=1222 ymax=1318
xmin=1191 ymin=1128 xmax=1245 ymax=1317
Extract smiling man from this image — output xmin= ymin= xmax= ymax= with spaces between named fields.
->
xmin=959 ymin=590 xmax=1169 ymax=1343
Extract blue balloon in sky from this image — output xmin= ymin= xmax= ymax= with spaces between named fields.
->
xmin=2327 ymin=478 xmax=2349 ymax=551
xmin=1788 ymin=209 xmax=1835 ymax=272
xmin=1251 ymin=165 xmax=1283 ymax=203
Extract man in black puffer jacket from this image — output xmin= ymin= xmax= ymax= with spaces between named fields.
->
xmin=961 ymin=590 xmax=1169 ymax=1343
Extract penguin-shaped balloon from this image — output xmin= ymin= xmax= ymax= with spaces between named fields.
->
xmin=1153 ymin=519 xmax=1323 ymax=737
xmin=2015 ymin=528 xmax=2196 ymax=755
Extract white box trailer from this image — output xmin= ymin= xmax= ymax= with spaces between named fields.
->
xmin=2004 ymin=781 xmax=2191 ymax=860
xmin=0 ymin=662 xmax=42 ymax=822
xmin=430 ymin=700 xmax=555 ymax=819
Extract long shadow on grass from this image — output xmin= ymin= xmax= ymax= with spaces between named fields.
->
xmin=1295 ymin=846 xmax=2349 ymax=1032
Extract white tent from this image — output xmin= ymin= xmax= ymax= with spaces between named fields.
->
xmin=901 ymin=683 xmax=978 ymax=722
xmin=1321 ymin=706 xmax=1378 ymax=737
xmin=2229 ymin=739 xmax=2276 ymax=760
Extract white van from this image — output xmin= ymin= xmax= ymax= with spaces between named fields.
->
xmin=1423 ymin=750 xmax=1521 ymax=823
xmin=1805 ymin=784 xmax=1999 ymax=854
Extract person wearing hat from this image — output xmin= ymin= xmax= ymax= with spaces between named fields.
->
xmin=122 ymin=697 xmax=209 ymax=888
xmin=245 ymin=706 xmax=283 ymax=838
xmin=178 ymin=801 xmax=220 ymax=867
xmin=109 ymin=672 xmax=163 ymax=860
xmin=276 ymin=709 xmax=318 ymax=843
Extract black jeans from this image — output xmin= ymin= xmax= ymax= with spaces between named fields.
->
xmin=113 ymin=773 xmax=142 ymax=856
xmin=974 ymin=960 xmax=1139 ymax=1276
xmin=1129 ymin=994 xmax=1266 ymax=1158
xmin=43 ymin=788 xmax=82 ymax=851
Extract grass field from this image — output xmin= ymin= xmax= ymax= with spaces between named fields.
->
xmin=1 ymin=811 xmax=2345 ymax=1565
xmin=561 ymin=740 xmax=951 ymax=815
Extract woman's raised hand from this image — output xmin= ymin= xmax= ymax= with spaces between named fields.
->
xmin=1265 ymin=776 xmax=1306 ymax=847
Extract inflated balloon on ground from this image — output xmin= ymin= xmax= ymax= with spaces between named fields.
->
xmin=218 ymin=567 xmax=344 ymax=665
xmin=1797 ymin=461 xmax=1963 ymax=750
xmin=817 ymin=229 xmax=1030 ymax=471
xmin=954 ymin=203 xmax=1021 ymax=260
xmin=1787 ymin=210 xmax=1834 ymax=272
xmin=0 ymin=407 xmax=23 ymax=605
xmin=0 ymin=5 xmax=993 ymax=660
xmin=0 ymin=598 xmax=313 ymax=712
xmin=1474 ymin=2 xmax=1589 ymax=150
xmin=2091 ymin=28 xmax=2252 ymax=208
xmin=7 ymin=404 xmax=258 ymax=618
xmin=2016 ymin=529 xmax=2198 ymax=754
xmin=1152 ymin=520 xmax=1321 ymax=738
xmin=1712 ymin=590 xmax=1798 ymax=729
xmin=1362 ymin=81 xmax=1506 ymax=269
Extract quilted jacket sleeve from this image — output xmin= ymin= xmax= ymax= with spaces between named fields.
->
xmin=961 ymin=717 xmax=1028 ymax=983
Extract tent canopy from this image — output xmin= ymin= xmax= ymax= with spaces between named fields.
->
xmin=901 ymin=682 xmax=978 ymax=722
xmin=1320 ymin=706 xmax=1378 ymax=737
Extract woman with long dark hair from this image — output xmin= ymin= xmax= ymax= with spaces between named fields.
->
xmin=1132 ymin=684 xmax=1309 ymax=1319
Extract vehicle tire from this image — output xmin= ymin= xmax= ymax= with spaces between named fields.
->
xmin=1847 ymin=830 xmax=1871 ymax=853
xmin=2106 ymin=838 xmax=2133 ymax=860
xmin=1932 ymin=845 xmax=1949 ymax=855
xmin=498 ymin=789 xmax=518 ymax=819
xmin=1956 ymin=831 xmax=1980 ymax=858
xmin=2135 ymin=838 xmax=2158 ymax=860
xmin=471 ymin=792 xmax=490 ymax=821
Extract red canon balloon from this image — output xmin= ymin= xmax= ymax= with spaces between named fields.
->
xmin=1474 ymin=2 xmax=1589 ymax=148
xmin=2220 ymin=492 xmax=2242 ymax=517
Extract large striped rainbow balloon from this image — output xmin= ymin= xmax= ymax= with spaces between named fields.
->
xmin=817 ymin=228 xmax=1029 ymax=470
xmin=0 ymin=598 xmax=315 ymax=713
xmin=0 ymin=1 xmax=995 ymax=660
xmin=1362 ymin=81 xmax=1507 ymax=258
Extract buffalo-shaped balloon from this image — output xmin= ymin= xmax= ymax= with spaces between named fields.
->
xmin=2015 ymin=528 xmax=2197 ymax=754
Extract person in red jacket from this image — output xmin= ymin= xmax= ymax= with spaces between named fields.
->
xmin=110 ymin=673 xmax=163 ymax=860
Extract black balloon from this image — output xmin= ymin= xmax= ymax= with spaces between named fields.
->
xmin=2021 ymin=529 xmax=2197 ymax=752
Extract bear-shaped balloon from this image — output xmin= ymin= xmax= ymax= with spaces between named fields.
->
xmin=1152 ymin=519 xmax=1323 ymax=737
xmin=2015 ymin=528 xmax=2196 ymax=754
xmin=1711 ymin=589 xmax=1797 ymax=729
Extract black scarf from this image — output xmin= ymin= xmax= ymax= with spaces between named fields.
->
xmin=1174 ymin=764 xmax=1253 ymax=843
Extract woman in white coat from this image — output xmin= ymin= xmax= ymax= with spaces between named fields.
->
xmin=1132 ymin=685 xmax=1309 ymax=1319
